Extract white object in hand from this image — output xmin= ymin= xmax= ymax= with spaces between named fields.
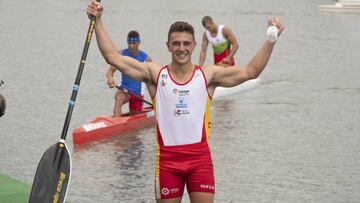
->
xmin=266 ymin=25 xmax=278 ymax=43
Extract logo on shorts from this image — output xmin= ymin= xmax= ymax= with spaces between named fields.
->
xmin=200 ymin=184 xmax=215 ymax=190
xmin=161 ymin=188 xmax=170 ymax=195
xmin=170 ymin=188 xmax=180 ymax=193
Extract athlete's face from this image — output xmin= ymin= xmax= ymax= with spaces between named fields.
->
xmin=127 ymin=41 xmax=140 ymax=54
xmin=167 ymin=32 xmax=196 ymax=65
xmin=204 ymin=22 xmax=216 ymax=33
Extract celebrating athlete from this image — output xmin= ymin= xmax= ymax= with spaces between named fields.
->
xmin=87 ymin=1 xmax=284 ymax=202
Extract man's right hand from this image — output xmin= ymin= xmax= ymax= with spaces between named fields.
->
xmin=106 ymin=67 xmax=117 ymax=88
xmin=87 ymin=0 xmax=103 ymax=20
xmin=107 ymin=78 xmax=115 ymax=88
xmin=267 ymin=17 xmax=285 ymax=37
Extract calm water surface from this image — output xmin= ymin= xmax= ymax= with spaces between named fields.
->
xmin=1 ymin=0 xmax=360 ymax=202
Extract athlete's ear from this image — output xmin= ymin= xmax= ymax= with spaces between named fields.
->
xmin=166 ymin=41 xmax=171 ymax=52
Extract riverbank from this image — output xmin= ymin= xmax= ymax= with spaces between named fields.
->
xmin=0 ymin=173 xmax=30 ymax=203
xmin=0 ymin=173 xmax=70 ymax=203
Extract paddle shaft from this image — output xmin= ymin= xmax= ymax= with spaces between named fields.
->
xmin=29 ymin=3 xmax=100 ymax=203
xmin=60 ymin=1 xmax=100 ymax=140
xmin=116 ymin=85 xmax=153 ymax=107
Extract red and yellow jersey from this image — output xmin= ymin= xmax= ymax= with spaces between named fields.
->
xmin=152 ymin=65 xmax=214 ymax=199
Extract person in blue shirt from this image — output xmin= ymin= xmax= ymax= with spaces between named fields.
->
xmin=106 ymin=30 xmax=152 ymax=117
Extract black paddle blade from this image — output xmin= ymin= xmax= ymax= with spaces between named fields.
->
xmin=29 ymin=141 xmax=71 ymax=203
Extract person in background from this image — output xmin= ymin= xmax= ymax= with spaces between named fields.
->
xmin=199 ymin=16 xmax=239 ymax=67
xmin=106 ymin=30 xmax=152 ymax=117
xmin=0 ymin=94 xmax=6 ymax=117
xmin=87 ymin=1 xmax=284 ymax=202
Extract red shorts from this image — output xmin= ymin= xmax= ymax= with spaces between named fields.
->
xmin=129 ymin=95 xmax=143 ymax=112
xmin=214 ymin=49 xmax=235 ymax=66
xmin=155 ymin=142 xmax=215 ymax=199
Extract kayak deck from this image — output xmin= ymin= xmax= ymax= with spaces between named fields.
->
xmin=73 ymin=108 xmax=155 ymax=145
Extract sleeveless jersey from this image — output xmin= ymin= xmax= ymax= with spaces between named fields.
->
xmin=206 ymin=25 xmax=234 ymax=65
xmin=205 ymin=24 xmax=229 ymax=54
xmin=120 ymin=48 xmax=148 ymax=95
xmin=153 ymin=65 xmax=212 ymax=147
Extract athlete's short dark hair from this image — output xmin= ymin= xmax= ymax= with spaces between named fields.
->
xmin=202 ymin=16 xmax=213 ymax=27
xmin=168 ymin=21 xmax=195 ymax=41
xmin=127 ymin=30 xmax=140 ymax=39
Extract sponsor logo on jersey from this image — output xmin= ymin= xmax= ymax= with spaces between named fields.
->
xmin=160 ymin=80 xmax=166 ymax=86
xmin=161 ymin=74 xmax=168 ymax=79
xmin=173 ymin=109 xmax=190 ymax=116
xmin=175 ymin=96 xmax=187 ymax=108
xmin=172 ymin=88 xmax=190 ymax=96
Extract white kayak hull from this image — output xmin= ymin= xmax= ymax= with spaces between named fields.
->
xmin=212 ymin=78 xmax=261 ymax=101
xmin=319 ymin=1 xmax=360 ymax=13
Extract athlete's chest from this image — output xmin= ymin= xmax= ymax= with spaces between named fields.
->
xmin=156 ymin=69 xmax=208 ymax=119
xmin=157 ymin=70 xmax=207 ymax=105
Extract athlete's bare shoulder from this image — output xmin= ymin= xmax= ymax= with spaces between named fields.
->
xmin=145 ymin=61 xmax=162 ymax=72
xmin=142 ymin=62 xmax=163 ymax=97
xmin=222 ymin=25 xmax=234 ymax=38
xmin=201 ymin=64 xmax=220 ymax=85
xmin=144 ymin=61 xmax=163 ymax=83
xmin=201 ymin=64 xmax=222 ymax=95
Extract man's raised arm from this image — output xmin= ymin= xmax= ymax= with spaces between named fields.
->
xmin=208 ymin=17 xmax=285 ymax=88
xmin=245 ymin=17 xmax=284 ymax=79
xmin=87 ymin=1 xmax=151 ymax=82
